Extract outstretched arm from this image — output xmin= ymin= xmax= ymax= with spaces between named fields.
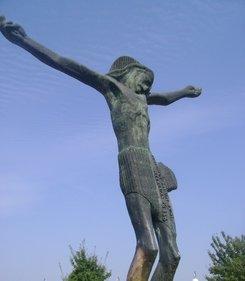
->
xmin=147 ymin=85 xmax=202 ymax=106
xmin=0 ymin=16 xmax=109 ymax=94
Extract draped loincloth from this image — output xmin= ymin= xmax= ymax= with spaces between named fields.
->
xmin=118 ymin=146 xmax=175 ymax=224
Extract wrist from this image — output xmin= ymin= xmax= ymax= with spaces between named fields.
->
xmin=179 ymin=89 xmax=188 ymax=97
xmin=14 ymin=34 xmax=28 ymax=46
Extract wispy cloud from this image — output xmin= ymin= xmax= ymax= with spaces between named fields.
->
xmin=0 ymin=175 xmax=40 ymax=217
xmin=150 ymin=97 xmax=243 ymax=145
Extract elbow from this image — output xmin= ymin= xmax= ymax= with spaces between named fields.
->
xmin=148 ymin=95 xmax=169 ymax=106
xmin=55 ymin=55 xmax=66 ymax=67
xmin=157 ymin=96 xmax=169 ymax=106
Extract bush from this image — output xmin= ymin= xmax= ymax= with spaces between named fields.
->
xmin=62 ymin=244 xmax=111 ymax=281
xmin=206 ymin=231 xmax=245 ymax=281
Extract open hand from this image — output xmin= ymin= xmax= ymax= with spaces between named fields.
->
xmin=184 ymin=85 xmax=202 ymax=98
xmin=0 ymin=16 xmax=27 ymax=43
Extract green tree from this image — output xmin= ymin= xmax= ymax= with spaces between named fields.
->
xmin=63 ymin=244 xmax=111 ymax=281
xmin=206 ymin=231 xmax=245 ymax=281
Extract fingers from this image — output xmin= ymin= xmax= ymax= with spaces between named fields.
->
xmin=5 ymin=22 xmax=19 ymax=33
xmin=5 ymin=23 xmax=15 ymax=32
xmin=186 ymin=86 xmax=202 ymax=98
xmin=0 ymin=16 xmax=15 ymax=28
xmin=0 ymin=15 xmax=6 ymax=28
xmin=16 ymin=25 xmax=27 ymax=36
xmin=195 ymin=87 xmax=202 ymax=94
xmin=0 ymin=16 xmax=27 ymax=40
xmin=192 ymin=88 xmax=202 ymax=97
xmin=5 ymin=21 xmax=14 ymax=26
xmin=1 ymin=20 xmax=14 ymax=32
xmin=0 ymin=15 xmax=6 ymax=23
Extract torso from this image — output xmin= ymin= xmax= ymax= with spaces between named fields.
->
xmin=104 ymin=77 xmax=151 ymax=152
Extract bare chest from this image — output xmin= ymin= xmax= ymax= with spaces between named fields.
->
xmin=109 ymin=91 xmax=150 ymax=133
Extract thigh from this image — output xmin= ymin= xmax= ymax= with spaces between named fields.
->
xmin=125 ymin=193 xmax=157 ymax=250
xmin=153 ymin=221 xmax=180 ymax=263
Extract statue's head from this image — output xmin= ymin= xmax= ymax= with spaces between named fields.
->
xmin=107 ymin=56 xmax=154 ymax=96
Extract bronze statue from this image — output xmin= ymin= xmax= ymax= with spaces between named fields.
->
xmin=0 ymin=16 xmax=202 ymax=281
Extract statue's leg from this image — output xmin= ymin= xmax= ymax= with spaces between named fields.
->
xmin=125 ymin=193 xmax=158 ymax=281
xmin=151 ymin=220 xmax=180 ymax=281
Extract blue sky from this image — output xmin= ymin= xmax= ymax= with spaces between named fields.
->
xmin=0 ymin=1 xmax=244 ymax=280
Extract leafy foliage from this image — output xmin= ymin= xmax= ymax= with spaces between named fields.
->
xmin=63 ymin=244 xmax=111 ymax=281
xmin=206 ymin=231 xmax=245 ymax=281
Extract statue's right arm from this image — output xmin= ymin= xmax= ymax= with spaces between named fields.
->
xmin=0 ymin=17 xmax=109 ymax=94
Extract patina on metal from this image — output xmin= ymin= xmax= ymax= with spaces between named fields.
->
xmin=0 ymin=16 xmax=202 ymax=281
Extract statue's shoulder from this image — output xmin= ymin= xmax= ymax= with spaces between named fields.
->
xmin=104 ymin=75 xmax=130 ymax=100
xmin=105 ymin=75 xmax=122 ymax=89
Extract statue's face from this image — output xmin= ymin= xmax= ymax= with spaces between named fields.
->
xmin=124 ymin=68 xmax=153 ymax=96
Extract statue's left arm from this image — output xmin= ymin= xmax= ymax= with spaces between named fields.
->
xmin=147 ymin=86 xmax=202 ymax=106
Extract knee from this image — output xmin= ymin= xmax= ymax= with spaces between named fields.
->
xmin=147 ymin=246 xmax=158 ymax=261
xmin=138 ymin=243 xmax=158 ymax=262
xmin=160 ymin=251 xmax=180 ymax=268
xmin=174 ymin=253 xmax=181 ymax=266
xmin=170 ymin=253 xmax=180 ymax=272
